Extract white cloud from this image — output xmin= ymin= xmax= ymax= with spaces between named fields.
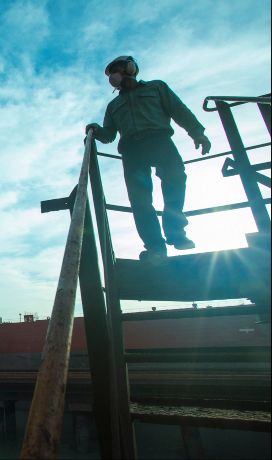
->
xmin=0 ymin=0 xmax=49 ymax=70
xmin=0 ymin=191 xmax=18 ymax=210
xmin=0 ymin=257 xmax=60 ymax=321
xmin=0 ymin=0 xmax=270 ymax=320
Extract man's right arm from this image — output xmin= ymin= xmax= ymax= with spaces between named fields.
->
xmin=85 ymin=106 xmax=117 ymax=144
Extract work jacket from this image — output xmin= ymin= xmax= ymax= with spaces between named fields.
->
xmin=94 ymin=80 xmax=205 ymax=153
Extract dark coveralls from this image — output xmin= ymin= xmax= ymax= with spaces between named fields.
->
xmin=93 ymin=79 xmax=205 ymax=252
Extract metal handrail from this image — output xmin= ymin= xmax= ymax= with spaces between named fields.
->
xmin=97 ymin=141 xmax=271 ymax=165
xmin=20 ymin=130 xmax=93 ymax=459
xmin=100 ymin=139 xmax=271 ymax=219
xmin=105 ymin=197 xmax=271 ymax=218
xmin=203 ymin=94 xmax=271 ymax=112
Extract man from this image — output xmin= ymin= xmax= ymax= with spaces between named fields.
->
xmin=86 ymin=55 xmax=211 ymax=261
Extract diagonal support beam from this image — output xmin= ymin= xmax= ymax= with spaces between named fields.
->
xmin=41 ymin=187 xmax=77 ymax=214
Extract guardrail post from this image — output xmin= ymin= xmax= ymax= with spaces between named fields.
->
xmin=215 ymin=101 xmax=271 ymax=235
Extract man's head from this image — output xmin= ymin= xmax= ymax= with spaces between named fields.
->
xmin=105 ymin=56 xmax=139 ymax=90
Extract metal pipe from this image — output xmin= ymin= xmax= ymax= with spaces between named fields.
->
xmin=203 ymin=94 xmax=271 ymax=111
xmin=105 ymin=197 xmax=271 ymax=217
xmin=97 ymin=141 xmax=271 ymax=163
xmin=20 ymin=130 xmax=93 ymax=460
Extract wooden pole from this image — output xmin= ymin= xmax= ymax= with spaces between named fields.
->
xmin=20 ymin=131 xmax=93 ymax=460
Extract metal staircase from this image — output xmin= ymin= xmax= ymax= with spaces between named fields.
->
xmin=21 ymin=94 xmax=271 ymax=459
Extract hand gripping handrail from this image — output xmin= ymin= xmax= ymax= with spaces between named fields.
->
xmin=203 ymin=94 xmax=271 ymax=111
xmin=20 ymin=129 xmax=93 ymax=460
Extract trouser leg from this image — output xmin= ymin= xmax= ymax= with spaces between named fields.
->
xmin=155 ymin=139 xmax=188 ymax=241
xmin=160 ymin=168 xmax=188 ymax=241
xmin=122 ymin=159 xmax=166 ymax=251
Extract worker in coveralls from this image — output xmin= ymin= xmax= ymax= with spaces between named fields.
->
xmin=86 ymin=56 xmax=211 ymax=261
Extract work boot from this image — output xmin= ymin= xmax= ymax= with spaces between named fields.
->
xmin=139 ymin=247 xmax=167 ymax=263
xmin=166 ymin=235 xmax=195 ymax=250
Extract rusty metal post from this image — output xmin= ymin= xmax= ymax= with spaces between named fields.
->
xmin=20 ymin=130 xmax=93 ymax=460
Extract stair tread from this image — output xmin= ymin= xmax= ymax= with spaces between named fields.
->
xmin=130 ymin=402 xmax=271 ymax=430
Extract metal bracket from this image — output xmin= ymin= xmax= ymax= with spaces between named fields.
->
xmin=221 ymin=157 xmax=237 ymax=177
xmin=222 ymin=158 xmax=271 ymax=188
xmin=40 ymin=186 xmax=78 ymax=213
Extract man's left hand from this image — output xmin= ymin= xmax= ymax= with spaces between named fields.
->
xmin=194 ymin=135 xmax=211 ymax=155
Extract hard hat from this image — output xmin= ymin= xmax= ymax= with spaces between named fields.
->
xmin=105 ymin=56 xmax=139 ymax=76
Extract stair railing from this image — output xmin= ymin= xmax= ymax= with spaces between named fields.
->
xmin=203 ymin=94 xmax=271 ymax=235
xmin=20 ymin=130 xmax=94 ymax=460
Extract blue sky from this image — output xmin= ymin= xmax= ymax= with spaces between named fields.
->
xmin=0 ymin=0 xmax=271 ymax=321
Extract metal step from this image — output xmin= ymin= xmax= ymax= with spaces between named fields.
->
xmin=121 ymin=305 xmax=260 ymax=321
xmin=130 ymin=402 xmax=271 ymax=432
xmin=115 ymin=246 xmax=270 ymax=302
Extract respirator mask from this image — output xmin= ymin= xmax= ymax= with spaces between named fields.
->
xmin=105 ymin=56 xmax=139 ymax=89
